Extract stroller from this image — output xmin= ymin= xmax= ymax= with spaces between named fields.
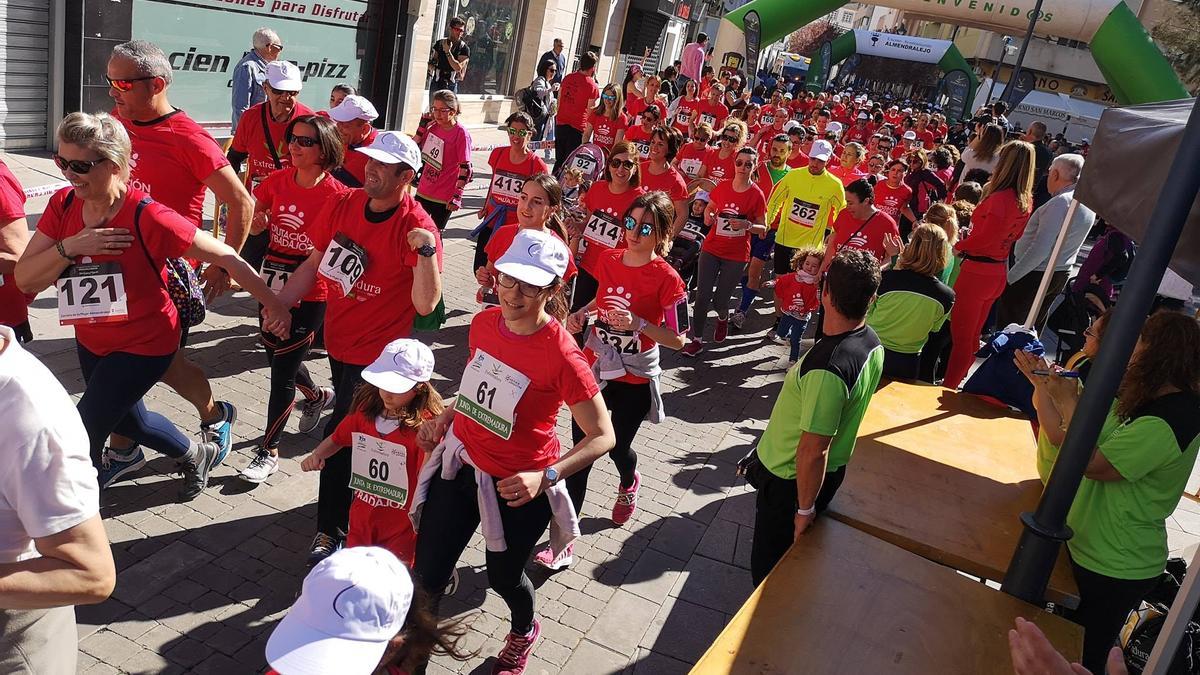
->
xmin=556 ymin=143 xmax=608 ymax=249
xmin=665 ymin=190 xmax=712 ymax=300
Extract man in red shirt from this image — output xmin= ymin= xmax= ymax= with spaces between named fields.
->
xmin=845 ymin=112 xmax=872 ymax=145
xmin=106 ymin=40 xmax=254 ymax=465
xmin=0 ymin=159 xmax=30 ymax=343
xmin=555 ymin=51 xmax=600 ymax=168
xmin=329 ymin=95 xmax=380 ymax=188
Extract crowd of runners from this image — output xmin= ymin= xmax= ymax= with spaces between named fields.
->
xmin=1 ymin=25 xmax=1199 ymax=675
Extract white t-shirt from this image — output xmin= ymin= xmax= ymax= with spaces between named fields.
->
xmin=0 ymin=325 xmax=98 ymax=563
xmin=960 ymin=146 xmax=999 ymax=178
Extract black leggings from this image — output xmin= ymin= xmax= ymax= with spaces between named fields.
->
xmin=416 ymin=195 xmax=452 ymax=231
xmin=413 ymin=468 xmax=552 ymax=634
xmin=571 ymin=268 xmax=599 ymax=312
xmin=317 ymin=357 xmax=365 ymax=538
xmin=1066 ymin=556 xmax=1158 ymax=674
xmin=259 ymin=301 xmax=325 ymax=450
xmin=881 ymin=348 xmax=921 ymax=381
xmin=473 ymin=222 xmax=494 ymax=273
xmin=568 ymin=379 xmax=648 ymax=514
xmin=749 ymin=463 xmax=846 ymax=586
xmin=918 ymin=323 xmax=952 ymax=383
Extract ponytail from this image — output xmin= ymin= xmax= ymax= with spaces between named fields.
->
xmin=544 ymin=277 xmax=570 ymax=323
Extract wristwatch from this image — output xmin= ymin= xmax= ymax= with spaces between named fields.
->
xmin=417 ymin=243 xmax=436 ymax=258
xmin=544 ymin=466 xmax=560 ymax=486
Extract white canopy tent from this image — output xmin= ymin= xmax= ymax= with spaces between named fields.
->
xmin=974 ymin=79 xmax=1107 ymax=142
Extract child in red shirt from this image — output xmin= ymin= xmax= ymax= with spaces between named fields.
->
xmin=300 ymin=339 xmax=443 ymax=565
xmin=773 ymin=247 xmax=822 ymax=363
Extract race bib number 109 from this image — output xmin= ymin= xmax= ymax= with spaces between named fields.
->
xmin=318 ymin=233 xmax=369 ymax=297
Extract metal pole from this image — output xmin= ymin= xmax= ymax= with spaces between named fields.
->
xmin=1003 ymin=0 xmax=1045 ymax=108
xmin=985 ymin=37 xmax=1010 ymax=104
xmin=1145 ymin=544 xmax=1200 ymax=674
xmin=1001 ymin=95 xmax=1200 ymax=604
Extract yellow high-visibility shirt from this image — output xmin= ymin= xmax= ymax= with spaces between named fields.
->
xmin=766 ymin=167 xmax=847 ymax=250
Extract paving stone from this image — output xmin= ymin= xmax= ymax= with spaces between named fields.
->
xmin=628 ymin=647 xmax=692 ymax=675
xmin=112 ymin=540 xmax=214 ymax=606
xmin=120 ymin=648 xmax=183 ymax=675
xmin=560 ymin=639 xmax=630 ymax=674
xmin=618 ymin=549 xmax=686 ymax=605
xmin=641 ymin=597 xmax=729 ymax=664
xmin=670 ymin=554 xmax=754 ymax=615
xmin=648 ymin=516 xmax=707 ymax=561
xmin=587 ymin=589 xmax=660 ymax=657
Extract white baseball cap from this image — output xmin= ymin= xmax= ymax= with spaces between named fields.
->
xmin=826 ymin=121 xmax=843 ymax=135
xmin=265 ymin=547 xmax=413 ymax=675
xmin=495 ymin=228 xmax=569 ymax=287
xmin=857 ymin=112 xmax=869 ymax=120
xmin=362 ymin=339 xmax=434 ymax=394
xmin=266 ymin=61 xmax=304 ymax=91
xmin=832 ymin=95 xmax=842 ymax=102
xmin=329 ymin=95 xmax=380 ymax=123
xmin=355 ymin=131 xmax=422 ymax=172
xmin=902 ymin=130 xmax=918 ymax=140
xmin=809 ymin=140 xmax=834 ymax=162
xmin=783 ymin=120 xmax=800 ymax=133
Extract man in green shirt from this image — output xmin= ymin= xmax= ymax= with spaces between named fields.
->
xmin=748 ymin=249 xmax=884 ymax=585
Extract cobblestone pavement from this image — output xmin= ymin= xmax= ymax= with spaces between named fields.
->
xmin=7 ymin=132 xmax=1200 ymax=674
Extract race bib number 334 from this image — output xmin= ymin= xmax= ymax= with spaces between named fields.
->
xmin=455 ymin=349 xmax=531 ymax=440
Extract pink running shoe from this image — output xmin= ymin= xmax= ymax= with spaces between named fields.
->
xmin=533 ymin=543 xmax=574 ymax=570
xmin=612 ymin=471 xmax=641 ymax=525
xmin=493 ymin=619 xmax=541 ymax=675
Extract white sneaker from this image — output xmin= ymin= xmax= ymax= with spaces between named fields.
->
xmin=239 ymin=448 xmax=279 ymax=484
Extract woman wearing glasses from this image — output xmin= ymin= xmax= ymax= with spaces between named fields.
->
xmin=673 ymin=122 xmax=713 ymax=183
xmin=583 ymin=84 xmax=628 ymax=155
xmin=17 ymin=112 xmax=291 ymax=500
xmin=571 ymin=140 xmax=647 ymax=310
xmin=698 ymin=119 xmax=748 ymax=183
xmin=640 ymin=126 xmax=690 ymax=237
xmin=415 ymin=90 xmax=474 ymax=231
xmin=473 ymin=112 xmax=549 ymax=272
xmin=239 ymin=115 xmax=349 ymax=484
xmin=413 ymin=228 xmax=615 ymax=674
xmin=684 ymin=147 xmax=768 ymax=356
xmin=622 ymin=104 xmax=662 ymax=160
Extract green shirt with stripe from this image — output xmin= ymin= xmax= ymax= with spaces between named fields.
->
xmin=866 ymin=269 xmax=955 ymax=354
xmin=757 ymin=325 xmax=885 ymax=478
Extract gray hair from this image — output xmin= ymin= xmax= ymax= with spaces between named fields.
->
xmin=252 ymin=28 xmax=280 ymax=50
xmin=1051 ymin=153 xmax=1084 ymax=184
xmin=111 ymin=40 xmax=173 ymax=85
xmin=57 ymin=112 xmax=132 ymax=180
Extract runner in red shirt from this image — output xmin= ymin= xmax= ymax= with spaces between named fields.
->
xmin=412 ymin=228 xmax=614 ymax=674
xmin=242 ymin=115 xmax=350 ymax=483
xmin=555 ymin=51 xmax=600 ymax=167
xmin=673 ymin=123 xmax=713 ymax=182
xmin=622 ymin=105 xmax=660 ymax=160
xmin=17 ymin=111 xmax=288 ymax=499
xmin=272 ymin=130 xmax=444 ymax=565
xmin=751 ymin=111 xmax=789 ymax=157
xmin=328 ymin=94 xmax=380 ymax=188
xmin=874 ymin=159 xmax=918 ymax=225
xmin=691 ymin=85 xmax=730 ymax=133
xmin=626 ymin=74 xmax=668 ymax=124
xmin=478 ymin=173 xmax=578 ymax=304
xmin=700 ymin=119 xmax=747 ymax=183
xmin=583 ymin=84 xmax=628 ymax=154
xmin=0 ymin=160 xmax=31 ymax=342
xmin=671 ymin=80 xmax=702 ymax=137
xmin=786 ymin=126 xmax=810 ymax=168
xmin=572 ymin=141 xmax=647 ymax=310
xmin=683 ymin=147 xmax=767 ymax=357
xmin=828 ymin=143 xmax=870 ymax=187
xmin=820 ymin=179 xmax=902 ymax=274
xmin=640 ymin=126 xmax=690 ymax=236
xmin=473 ymin=112 xmax=548 ymax=271
xmin=845 ymin=112 xmax=873 ymax=145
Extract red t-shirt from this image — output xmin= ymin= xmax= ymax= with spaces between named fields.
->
xmin=639 ymin=162 xmax=688 ymax=203
xmin=917 ymin=129 xmax=937 ymax=150
xmin=230 ymin=101 xmax=315 ymax=185
xmin=701 ymin=180 xmax=766 ymax=263
xmin=775 ymin=271 xmax=820 ymax=317
xmin=586 ymin=248 xmax=686 ymax=384
xmin=758 ymin=105 xmax=780 ymax=128
xmin=579 ymin=182 xmax=646 ymax=275
xmin=39 ymin=188 xmax=196 ymax=356
xmin=254 ymin=168 xmax=350 ymax=303
xmin=694 ymin=100 xmax=729 ymax=130
xmin=955 ymin=189 xmax=1032 ymax=261
xmin=829 ymin=163 xmax=870 ymax=187
xmin=0 ymin=162 xmax=29 ymax=329
xmin=118 ymin=109 xmax=229 ymax=228
xmin=787 ymin=151 xmax=810 ymax=169
xmin=874 ymin=181 xmax=914 ymax=221
xmin=484 ymin=224 xmax=577 ymax=281
xmin=587 ymin=111 xmax=629 ymax=153
xmin=671 ymin=98 xmax=700 ymax=134
xmin=828 ymin=209 xmax=900 ymax=265
xmin=626 ymin=97 xmax=667 ymax=126
xmin=310 ymin=190 xmax=444 ymax=365
xmin=333 ymin=411 xmax=423 ymax=511
xmin=845 ymin=124 xmax=872 ymax=145
xmin=485 ymin=147 xmax=549 ymax=225
xmin=454 ymin=309 xmax=599 ymax=477
xmin=337 ymin=127 xmax=379 ymax=188
xmin=558 ymin=72 xmax=599 ymax=131
xmin=703 ymin=148 xmax=738 ymax=183
xmin=674 ymin=143 xmax=709 ymax=181
xmin=624 ymin=125 xmax=654 ymax=159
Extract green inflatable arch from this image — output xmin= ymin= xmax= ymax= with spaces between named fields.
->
xmin=716 ymin=0 xmax=1188 ymax=105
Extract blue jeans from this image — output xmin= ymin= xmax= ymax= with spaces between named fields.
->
xmin=75 ymin=343 xmax=190 ymax=466
xmin=776 ymin=314 xmax=809 ymax=361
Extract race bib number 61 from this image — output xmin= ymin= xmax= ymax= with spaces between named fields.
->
xmin=455 ymin=349 xmax=531 ymax=440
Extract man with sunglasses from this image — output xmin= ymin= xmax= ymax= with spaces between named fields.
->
xmin=106 ymin=40 xmax=253 ymax=462
xmin=231 ymin=27 xmax=283 ymax=133
xmin=428 ymin=16 xmax=470 ymax=101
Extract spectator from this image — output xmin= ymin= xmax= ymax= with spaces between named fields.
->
xmin=1072 ymin=223 xmax=1133 ymax=305
xmin=0 ymin=325 xmax=115 ymax=673
xmin=747 ymin=249 xmax=884 ymax=585
xmin=957 ymin=123 xmax=1004 ymax=182
xmin=528 ymin=60 xmax=556 ymax=142
xmin=231 ymin=27 xmax=283 ymax=133
xmin=0 ymin=159 xmax=31 ymax=343
xmin=1008 ymin=617 xmax=1127 ymax=675
xmin=537 ymin=38 xmax=566 ymax=87
xmin=427 ymin=16 xmax=470 ymax=101
xmin=555 ymin=51 xmax=599 ymax=168
xmin=680 ymin=32 xmax=708 ymax=85
xmin=1023 ymin=121 xmax=1054 ymax=208
xmin=996 ymin=154 xmax=1095 ymax=330
xmin=991 ymin=100 xmax=1010 ymax=131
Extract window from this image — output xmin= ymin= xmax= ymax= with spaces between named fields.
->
xmin=432 ymin=0 xmax=526 ymax=96
xmin=841 ymin=11 xmax=854 ymax=24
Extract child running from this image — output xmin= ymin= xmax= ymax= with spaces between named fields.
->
xmin=773 ymin=248 xmax=822 ymax=364
xmin=300 ymin=339 xmax=442 ymax=565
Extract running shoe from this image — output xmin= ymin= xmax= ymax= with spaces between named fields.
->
xmin=681 ymin=339 xmax=704 ymax=358
xmin=493 ymin=619 xmax=541 ymax=675
xmin=444 ymin=568 xmax=461 ymax=596
xmin=307 ymin=532 xmax=342 ymax=568
xmin=612 ymin=471 xmax=641 ymax=526
xmin=714 ymin=319 xmax=729 ymax=343
xmin=729 ymin=310 xmax=746 ymax=331
xmin=533 ymin=543 xmax=574 ymax=571
xmin=239 ymin=448 xmax=279 ymax=484
xmin=178 ymin=440 xmax=223 ymax=501
xmin=297 ymin=387 xmax=335 ymax=434
xmin=97 ymin=446 xmax=146 ymax=490
xmin=769 ymin=332 xmax=787 ymax=345
xmin=201 ymin=401 xmax=237 ymax=467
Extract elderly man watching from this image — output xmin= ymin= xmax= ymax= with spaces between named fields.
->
xmin=995 ymin=153 xmax=1095 ymax=329
xmin=231 ymin=27 xmax=283 ymax=132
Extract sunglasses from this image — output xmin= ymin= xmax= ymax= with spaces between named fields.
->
xmin=497 ymin=272 xmax=548 ymax=298
xmin=720 ymin=135 xmax=739 ymax=143
xmin=431 ymin=106 xmax=453 ymax=114
xmin=609 ymin=159 xmax=636 ymax=170
xmin=54 ymin=154 xmax=108 ymax=174
xmin=269 ymin=86 xmax=300 ymax=98
xmin=601 ymin=94 xmax=616 ymax=101
xmin=106 ymin=75 xmax=157 ymax=92
xmin=622 ymin=216 xmax=654 ymax=237
xmin=506 ymin=127 xmax=531 ymax=138
xmin=734 ymin=160 xmax=755 ymax=168
xmin=268 ymin=43 xmax=284 ymax=51
xmin=288 ymin=133 xmax=319 ymax=148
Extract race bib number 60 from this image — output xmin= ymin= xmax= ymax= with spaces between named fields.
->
xmin=318 ymin=233 xmax=369 ymax=297
xmin=455 ymin=349 xmax=531 ymax=440
xmin=348 ymin=432 xmax=410 ymax=504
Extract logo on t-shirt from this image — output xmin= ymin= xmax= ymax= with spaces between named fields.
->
xmin=598 ymin=285 xmax=633 ymax=318
xmin=271 ymin=204 xmax=314 ymax=251
xmin=128 ymin=152 xmax=152 ymax=195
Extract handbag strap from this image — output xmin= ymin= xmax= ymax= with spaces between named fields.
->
xmin=261 ymin=103 xmax=285 ymax=170
xmin=132 ymin=196 xmax=171 ymax=294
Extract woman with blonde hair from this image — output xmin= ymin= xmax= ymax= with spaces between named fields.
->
xmin=583 ymin=83 xmax=628 ymax=154
xmin=943 ymin=140 xmax=1035 ymax=388
xmin=698 ymin=118 xmax=747 ymax=183
xmin=866 ymin=224 xmax=956 ymax=380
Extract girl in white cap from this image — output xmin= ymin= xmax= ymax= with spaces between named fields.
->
xmin=300 ymin=339 xmax=443 ymax=567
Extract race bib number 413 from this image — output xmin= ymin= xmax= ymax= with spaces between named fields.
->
xmin=348 ymin=432 xmax=410 ymax=504
xmin=318 ymin=233 xmax=369 ymax=297
xmin=56 ymin=262 xmax=128 ymax=326
xmin=455 ymin=349 xmax=531 ymax=440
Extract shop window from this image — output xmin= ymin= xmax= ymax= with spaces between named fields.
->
xmin=432 ymin=0 xmax=526 ymax=96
